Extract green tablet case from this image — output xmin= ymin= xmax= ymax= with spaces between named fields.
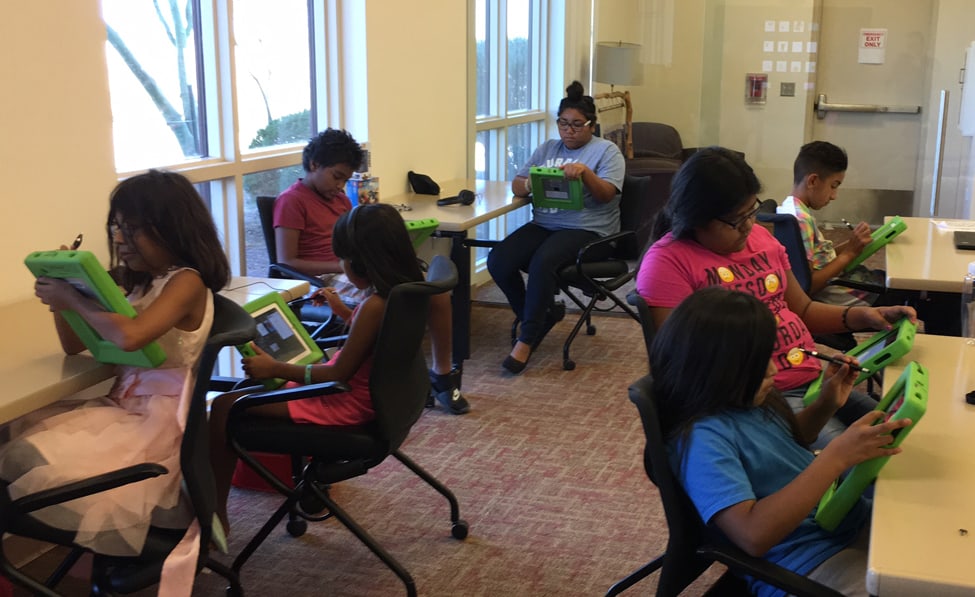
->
xmin=24 ymin=250 xmax=167 ymax=367
xmin=802 ymin=317 xmax=916 ymax=406
xmin=529 ymin=166 xmax=584 ymax=210
xmin=405 ymin=218 xmax=439 ymax=248
xmin=236 ymin=291 xmax=324 ymax=389
xmin=842 ymin=215 xmax=907 ymax=273
xmin=814 ymin=361 xmax=928 ymax=531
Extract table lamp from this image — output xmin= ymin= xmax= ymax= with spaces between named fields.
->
xmin=594 ymin=41 xmax=643 ymax=159
xmin=595 ymin=41 xmax=643 ymax=92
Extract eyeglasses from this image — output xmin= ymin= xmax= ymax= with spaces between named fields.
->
xmin=556 ymin=118 xmax=592 ymax=131
xmin=109 ymin=222 xmax=142 ymax=239
xmin=716 ymin=199 xmax=762 ymax=230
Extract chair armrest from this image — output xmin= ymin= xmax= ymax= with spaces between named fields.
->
xmin=828 ymin=277 xmax=886 ymax=294
xmin=571 ymin=231 xmax=636 ymax=279
xmin=268 ymin=263 xmax=325 ymax=288
xmin=575 ymin=231 xmax=635 ymax=264
xmin=12 ymin=464 xmax=167 ymax=514
xmin=702 ymin=544 xmax=844 ymax=597
xmin=464 ymin=239 xmax=502 ymax=249
xmin=228 ymin=381 xmax=352 ymax=420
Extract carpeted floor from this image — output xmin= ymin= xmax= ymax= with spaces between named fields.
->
xmin=15 ymin=303 xmax=727 ymax=597
xmin=190 ymin=303 xmax=715 ymax=596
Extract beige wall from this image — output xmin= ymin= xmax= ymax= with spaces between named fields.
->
xmin=598 ymin=0 xmax=975 ymax=213
xmin=1 ymin=3 xmax=119 ymax=307
xmin=364 ymin=0 xmax=469 ymax=193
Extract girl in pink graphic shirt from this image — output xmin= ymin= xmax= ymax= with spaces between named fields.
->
xmin=636 ymin=146 xmax=915 ymax=449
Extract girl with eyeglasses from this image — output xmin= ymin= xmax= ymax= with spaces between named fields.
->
xmin=2 ymin=170 xmax=230 ymax=595
xmin=636 ymin=147 xmax=916 ymax=449
xmin=488 ymin=80 xmax=625 ymax=374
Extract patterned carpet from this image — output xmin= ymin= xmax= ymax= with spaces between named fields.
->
xmin=184 ymin=303 xmax=724 ymax=596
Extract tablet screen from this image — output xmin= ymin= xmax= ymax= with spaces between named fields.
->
xmin=856 ymin=330 xmax=898 ymax=363
xmin=250 ymin=303 xmax=313 ymax=364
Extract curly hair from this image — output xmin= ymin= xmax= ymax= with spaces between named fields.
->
xmin=301 ymin=128 xmax=364 ymax=173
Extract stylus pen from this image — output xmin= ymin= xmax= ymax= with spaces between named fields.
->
xmin=70 ymin=233 xmax=83 ymax=250
xmin=798 ymin=347 xmax=870 ymax=373
xmin=840 ymin=218 xmax=855 ymax=231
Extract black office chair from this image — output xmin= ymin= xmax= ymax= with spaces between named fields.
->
xmin=224 ymin=255 xmax=468 ymax=597
xmin=625 ymin=291 xmax=655 ymax=370
xmin=556 ymin=174 xmax=662 ymax=370
xmin=255 ymin=195 xmax=341 ymax=339
xmin=757 ymin=210 xmax=885 ymax=352
xmin=0 ymin=294 xmax=255 ymax=596
xmin=605 ymin=375 xmax=844 ymax=597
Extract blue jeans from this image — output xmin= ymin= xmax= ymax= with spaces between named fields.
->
xmin=486 ymin=223 xmax=605 ymax=345
xmin=783 ymin=384 xmax=878 ymax=452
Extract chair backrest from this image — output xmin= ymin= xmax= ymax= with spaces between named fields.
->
xmin=757 ymin=211 xmax=812 ymax=293
xmin=626 ymin=292 xmax=655 ymax=369
xmin=618 ymin=174 xmax=663 ymax=259
xmin=255 ymin=195 xmax=279 ymax=271
xmin=181 ymin=294 xmax=257 ymax=553
xmin=628 ymin=374 xmax=715 ymax=597
xmin=630 ymin=122 xmax=684 ymax=160
xmin=369 ymin=255 xmax=458 ymax=449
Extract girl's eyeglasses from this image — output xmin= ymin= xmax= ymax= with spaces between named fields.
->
xmin=556 ymin=118 xmax=592 ymax=131
xmin=716 ymin=199 xmax=762 ymax=230
xmin=109 ymin=222 xmax=142 ymax=239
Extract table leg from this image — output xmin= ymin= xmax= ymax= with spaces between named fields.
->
xmin=444 ymin=231 xmax=471 ymax=364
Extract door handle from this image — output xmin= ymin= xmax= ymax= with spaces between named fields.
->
xmin=814 ymin=94 xmax=921 ymax=119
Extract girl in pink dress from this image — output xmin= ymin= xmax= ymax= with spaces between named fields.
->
xmin=209 ymin=203 xmax=425 ymax=535
xmin=0 ymin=170 xmax=230 ymax=596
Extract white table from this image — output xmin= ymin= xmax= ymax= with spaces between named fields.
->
xmin=391 ymin=179 xmax=529 ymax=362
xmin=867 ymin=334 xmax=975 ymax=595
xmin=220 ymin=276 xmax=310 ymax=305
xmin=0 ymin=276 xmax=310 ymax=424
xmin=884 ymin=216 xmax=975 ymax=293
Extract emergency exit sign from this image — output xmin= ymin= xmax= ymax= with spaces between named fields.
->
xmin=859 ymin=28 xmax=887 ymax=64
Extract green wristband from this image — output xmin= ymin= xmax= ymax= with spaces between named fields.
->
xmin=304 ymin=364 xmax=313 ymax=385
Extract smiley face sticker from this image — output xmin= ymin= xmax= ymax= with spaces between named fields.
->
xmin=764 ymin=273 xmax=780 ymax=294
xmin=717 ymin=267 xmax=734 ymax=283
xmin=786 ymin=347 xmax=805 ymax=366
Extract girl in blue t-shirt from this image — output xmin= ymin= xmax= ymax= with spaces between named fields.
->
xmin=651 ymin=287 xmax=911 ymax=597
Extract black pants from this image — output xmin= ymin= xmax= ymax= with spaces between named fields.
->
xmin=487 ymin=222 xmax=606 ymax=345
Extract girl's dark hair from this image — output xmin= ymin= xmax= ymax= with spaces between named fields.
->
xmin=557 ymin=80 xmax=597 ymax=125
xmin=107 ymin=170 xmax=231 ymax=294
xmin=650 ymin=146 xmax=762 ymax=243
xmin=331 ymin=203 xmax=423 ymax=297
xmin=649 ymin=287 xmax=800 ymax=444
xmin=302 ymin=128 xmax=364 ymax=172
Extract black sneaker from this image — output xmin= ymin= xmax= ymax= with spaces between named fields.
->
xmin=429 ymin=368 xmax=470 ymax=415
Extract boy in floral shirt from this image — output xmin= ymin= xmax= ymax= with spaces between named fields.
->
xmin=777 ymin=141 xmax=880 ymax=306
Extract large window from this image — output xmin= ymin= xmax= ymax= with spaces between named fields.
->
xmin=473 ymin=0 xmax=567 ymax=263
xmin=101 ymin=0 xmax=363 ymax=276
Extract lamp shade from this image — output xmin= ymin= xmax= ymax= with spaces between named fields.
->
xmin=595 ymin=41 xmax=644 ymax=86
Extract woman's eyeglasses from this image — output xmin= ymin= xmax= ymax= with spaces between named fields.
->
xmin=556 ymin=118 xmax=592 ymax=131
xmin=716 ymin=199 xmax=763 ymax=230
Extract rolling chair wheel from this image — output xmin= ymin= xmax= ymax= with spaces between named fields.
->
xmin=451 ymin=519 xmax=469 ymax=540
xmin=586 ymin=325 xmax=596 ymax=335
xmin=563 ymin=359 xmax=576 ymax=371
xmin=226 ymin=586 xmax=243 ymax=597
xmin=286 ymin=518 xmax=308 ymax=537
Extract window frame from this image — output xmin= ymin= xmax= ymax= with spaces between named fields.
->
xmin=103 ymin=0 xmax=366 ymax=277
